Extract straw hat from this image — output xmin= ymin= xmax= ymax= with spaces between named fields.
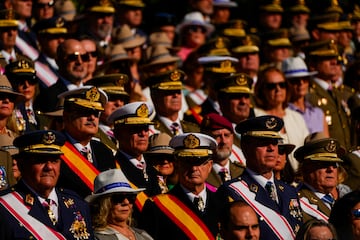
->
xmin=112 ymin=24 xmax=146 ymax=49
xmin=144 ymin=133 xmax=174 ymax=155
xmin=85 ymin=169 xmax=145 ymax=202
xmin=0 ymin=75 xmax=25 ymax=104
xmin=176 ymin=11 xmax=215 ymax=37
xmin=281 ymin=57 xmax=317 ymax=79
xmin=55 ymin=0 xmax=77 ymax=22
xmin=142 ymin=45 xmax=180 ymax=69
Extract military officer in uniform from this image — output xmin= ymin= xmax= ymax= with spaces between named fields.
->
xmin=201 ymin=113 xmax=245 ymax=190
xmin=306 ymin=39 xmax=352 ymax=150
xmin=294 ymin=132 xmax=346 ymax=223
xmin=147 ymin=69 xmax=200 ymax=136
xmin=217 ymin=115 xmax=303 ymax=239
xmin=140 ymin=132 xmax=221 ymax=239
xmin=57 ymin=86 xmax=116 ymax=198
xmin=0 ymin=130 xmax=93 ymax=239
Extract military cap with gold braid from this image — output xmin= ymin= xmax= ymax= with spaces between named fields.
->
xmin=58 ymin=86 xmax=108 ymax=111
xmin=294 ymin=132 xmax=344 ymax=163
xmin=217 ymin=73 xmax=253 ymax=94
xmin=259 ymin=0 xmax=283 ymax=13
xmin=107 ymin=101 xmax=154 ymax=126
xmin=307 ymin=39 xmax=339 ymax=58
xmin=169 ymin=133 xmax=217 ymax=158
xmin=288 ymin=0 xmax=310 ymax=14
xmin=0 ymin=9 xmax=18 ymax=28
xmin=13 ymin=130 xmax=65 ymax=157
xmin=85 ymin=73 xmax=129 ymax=98
xmin=235 ymin=115 xmax=284 ymax=139
xmin=5 ymin=59 xmax=36 ymax=80
xmin=33 ymin=16 xmax=68 ymax=35
xmin=146 ymin=69 xmax=185 ymax=91
xmin=87 ymin=0 xmax=115 ymax=13
xmin=232 ymin=35 xmax=260 ymax=54
xmin=197 ymin=37 xmax=232 ymax=57
xmin=350 ymin=5 xmax=360 ymax=22
xmin=117 ymin=0 xmax=145 ymax=8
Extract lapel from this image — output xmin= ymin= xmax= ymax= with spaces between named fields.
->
xmin=116 ymin=151 xmax=147 ymax=187
xmin=95 ymin=128 xmax=117 ymax=152
xmin=206 ymin=169 xmax=222 ymax=188
xmin=300 ymin=188 xmax=331 ymax=216
xmin=310 ymin=80 xmax=337 ymax=107
xmin=229 ymin=162 xmax=244 ymax=179
xmin=153 ymin=116 xmax=173 ymax=137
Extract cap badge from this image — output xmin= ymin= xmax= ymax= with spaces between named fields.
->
xmin=243 ymin=36 xmax=254 ymax=46
xmin=170 ymin=70 xmax=181 ymax=81
xmin=236 ymin=75 xmax=247 ymax=86
xmin=116 ymin=76 xmax=125 ymax=86
xmin=325 ymin=140 xmax=337 ymax=152
xmin=136 ymin=103 xmax=149 ymax=118
xmin=265 ymin=117 xmax=277 ymax=129
xmin=18 ymin=60 xmax=30 ymax=69
xmin=55 ymin=17 xmax=64 ymax=28
xmin=86 ymin=87 xmax=100 ymax=102
xmin=42 ymin=132 xmax=56 ymax=145
xmin=183 ymin=134 xmax=200 ymax=149
xmin=215 ymin=38 xmax=225 ymax=49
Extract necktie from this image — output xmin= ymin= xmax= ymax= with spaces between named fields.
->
xmin=136 ymin=161 xmax=149 ymax=181
xmin=193 ymin=196 xmax=205 ymax=212
xmin=170 ymin=122 xmax=180 ymax=136
xmin=81 ymin=147 xmax=93 ymax=163
xmin=157 ymin=175 xmax=168 ymax=194
xmin=265 ymin=181 xmax=277 ymax=202
xmin=322 ymin=194 xmax=335 ymax=207
xmin=219 ymin=168 xmax=231 ymax=182
xmin=43 ymin=199 xmax=57 ymax=225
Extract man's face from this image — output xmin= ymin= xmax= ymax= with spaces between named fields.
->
xmin=212 ymin=7 xmax=230 ymax=24
xmin=191 ymin=0 xmax=213 ymax=15
xmin=269 ymin=47 xmax=290 ymax=63
xmin=117 ymin=125 xmax=149 ymax=157
xmin=89 ymin=12 xmax=114 ymax=39
xmin=59 ymin=39 xmax=89 ymax=83
xmin=64 ymin=107 xmax=100 ymax=140
xmin=243 ymin=137 xmax=278 ymax=174
xmin=315 ymin=57 xmax=338 ymax=80
xmin=237 ymin=53 xmax=260 ymax=74
xmin=220 ymin=94 xmax=251 ymax=123
xmin=225 ymin=205 xmax=260 ymax=240
xmin=101 ymin=95 xmax=127 ymax=124
xmin=160 ymin=25 xmax=176 ymax=43
xmin=304 ymin=161 xmax=338 ymax=193
xmin=318 ymin=30 xmax=339 ymax=41
xmin=211 ymin=128 xmax=233 ymax=161
xmin=0 ymin=27 xmax=18 ymax=51
xmin=39 ymin=35 xmax=65 ymax=59
xmin=12 ymin=0 xmax=33 ymax=19
xmin=153 ymin=90 xmax=182 ymax=117
xmin=260 ymin=13 xmax=282 ymax=30
xmin=178 ymin=158 xmax=213 ymax=188
xmin=122 ymin=7 xmax=143 ymax=27
xmin=81 ymin=39 xmax=97 ymax=76
xmin=20 ymin=156 xmax=61 ymax=197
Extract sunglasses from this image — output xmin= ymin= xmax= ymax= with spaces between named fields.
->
xmin=187 ymin=25 xmax=207 ymax=34
xmin=287 ymin=77 xmax=310 ymax=85
xmin=76 ymin=108 xmax=101 ymax=118
xmin=111 ymin=194 xmax=137 ymax=204
xmin=0 ymin=94 xmax=16 ymax=102
xmin=228 ymin=93 xmax=250 ymax=99
xmin=16 ymin=77 xmax=38 ymax=86
xmin=265 ymin=82 xmax=287 ymax=90
xmin=352 ymin=209 xmax=360 ymax=219
xmin=65 ymin=52 xmax=90 ymax=62
xmin=35 ymin=0 xmax=55 ymax=8
xmin=308 ymin=161 xmax=339 ymax=169
xmin=88 ymin=51 xmax=98 ymax=58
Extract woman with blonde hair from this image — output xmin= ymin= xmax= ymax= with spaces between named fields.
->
xmin=86 ymin=169 xmax=153 ymax=240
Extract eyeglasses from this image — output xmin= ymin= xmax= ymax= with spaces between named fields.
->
xmin=111 ymin=194 xmax=137 ymax=204
xmin=65 ymin=52 xmax=90 ymax=62
xmin=35 ymin=0 xmax=55 ymax=8
xmin=287 ymin=77 xmax=310 ymax=85
xmin=187 ymin=25 xmax=207 ymax=34
xmin=265 ymin=82 xmax=287 ymax=90
xmin=352 ymin=209 xmax=360 ymax=219
xmin=88 ymin=51 xmax=98 ymax=58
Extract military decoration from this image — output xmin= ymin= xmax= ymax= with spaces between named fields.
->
xmin=0 ymin=166 xmax=7 ymax=190
xmin=64 ymin=198 xmax=75 ymax=208
xmin=249 ymin=184 xmax=258 ymax=193
xmin=25 ymin=194 xmax=34 ymax=206
xmin=70 ymin=211 xmax=90 ymax=240
xmin=289 ymin=199 xmax=302 ymax=220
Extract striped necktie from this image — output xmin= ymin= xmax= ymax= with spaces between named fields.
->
xmin=322 ymin=194 xmax=335 ymax=207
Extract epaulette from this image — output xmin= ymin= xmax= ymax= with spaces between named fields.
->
xmin=233 ymin=161 xmax=246 ymax=168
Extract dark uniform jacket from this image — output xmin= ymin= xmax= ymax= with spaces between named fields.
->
xmin=217 ymin=170 xmax=303 ymax=239
xmin=308 ymin=79 xmax=352 ymax=150
xmin=0 ymin=180 xmax=94 ymax=240
xmin=35 ymin=77 xmax=68 ymax=112
xmin=152 ymin=115 xmax=200 ymax=137
xmin=57 ymin=134 xmax=116 ymax=198
xmin=139 ymin=184 xmax=221 ymax=240
xmin=206 ymin=161 xmax=245 ymax=189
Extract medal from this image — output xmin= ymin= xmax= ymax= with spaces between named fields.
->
xmin=69 ymin=211 xmax=90 ymax=240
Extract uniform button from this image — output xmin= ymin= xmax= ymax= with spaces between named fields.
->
xmin=29 ymin=236 xmax=34 ymax=239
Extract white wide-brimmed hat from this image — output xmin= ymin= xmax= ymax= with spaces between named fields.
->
xmin=281 ymin=57 xmax=317 ymax=78
xmin=85 ymin=169 xmax=145 ymax=202
xmin=176 ymin=11 xmax=215 ymax=37
xmin=213 ymin=0 xmax=238 ymax=8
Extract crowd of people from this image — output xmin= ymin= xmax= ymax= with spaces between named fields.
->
xmin=1 ymin=0 xmax=360 ymax=239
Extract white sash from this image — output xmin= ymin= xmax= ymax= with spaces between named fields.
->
xmin=229 ymin=180 xmax=295 ymax=240
xmin=15 ymin=36 xmax=39 ymax=61
xmin=299 ymin=197 xmax=329 ymax=222
xmin=35 ymin=61 xmax=58 ymax=87
xmin=187 ymin=89 xmax=207 ymax=105
xmin=229 ymin=144 xmax=246 ymax=165
xmin=0 ymin=192 xmax=66 ymax=240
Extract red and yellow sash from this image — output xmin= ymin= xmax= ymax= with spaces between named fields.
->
xmin=60 ymin=142 xmax=100 ymax=192
xmin=115 ymin=161 xmax=148 ymax=211
xmin=153 ymin=194 xmax=214 ymax=240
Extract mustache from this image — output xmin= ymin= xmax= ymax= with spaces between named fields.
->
xmin=85 ymin=121 xmax=97 ymax=127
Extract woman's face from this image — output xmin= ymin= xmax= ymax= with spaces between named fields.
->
xmin=184 ymin=25 xmax=207 ymax=48
xmin=287 ymin=76 xmax=310 ymax=100
xmin=153 ymin=158 xmax=175 ymax=177
xmin=351 ymin=202 xmax=360 ymax=239
xmin=263 ymin=70 xmax=287 ymax=108
xmin=109 ymin=194 xmax=136 ymax=224
xmin=307 ymin=226 xmax=334 ymax=240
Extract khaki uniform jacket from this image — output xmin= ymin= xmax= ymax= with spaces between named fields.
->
xmin=153 ymin=115 xmax=200 ymax=137
xmin=298 ymin=187 xmax=331 ymax=223
xmin=308 ymin=80 xmax=351 ymax=150
xmin=206 ymin=161 xmax=245 ymax=189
